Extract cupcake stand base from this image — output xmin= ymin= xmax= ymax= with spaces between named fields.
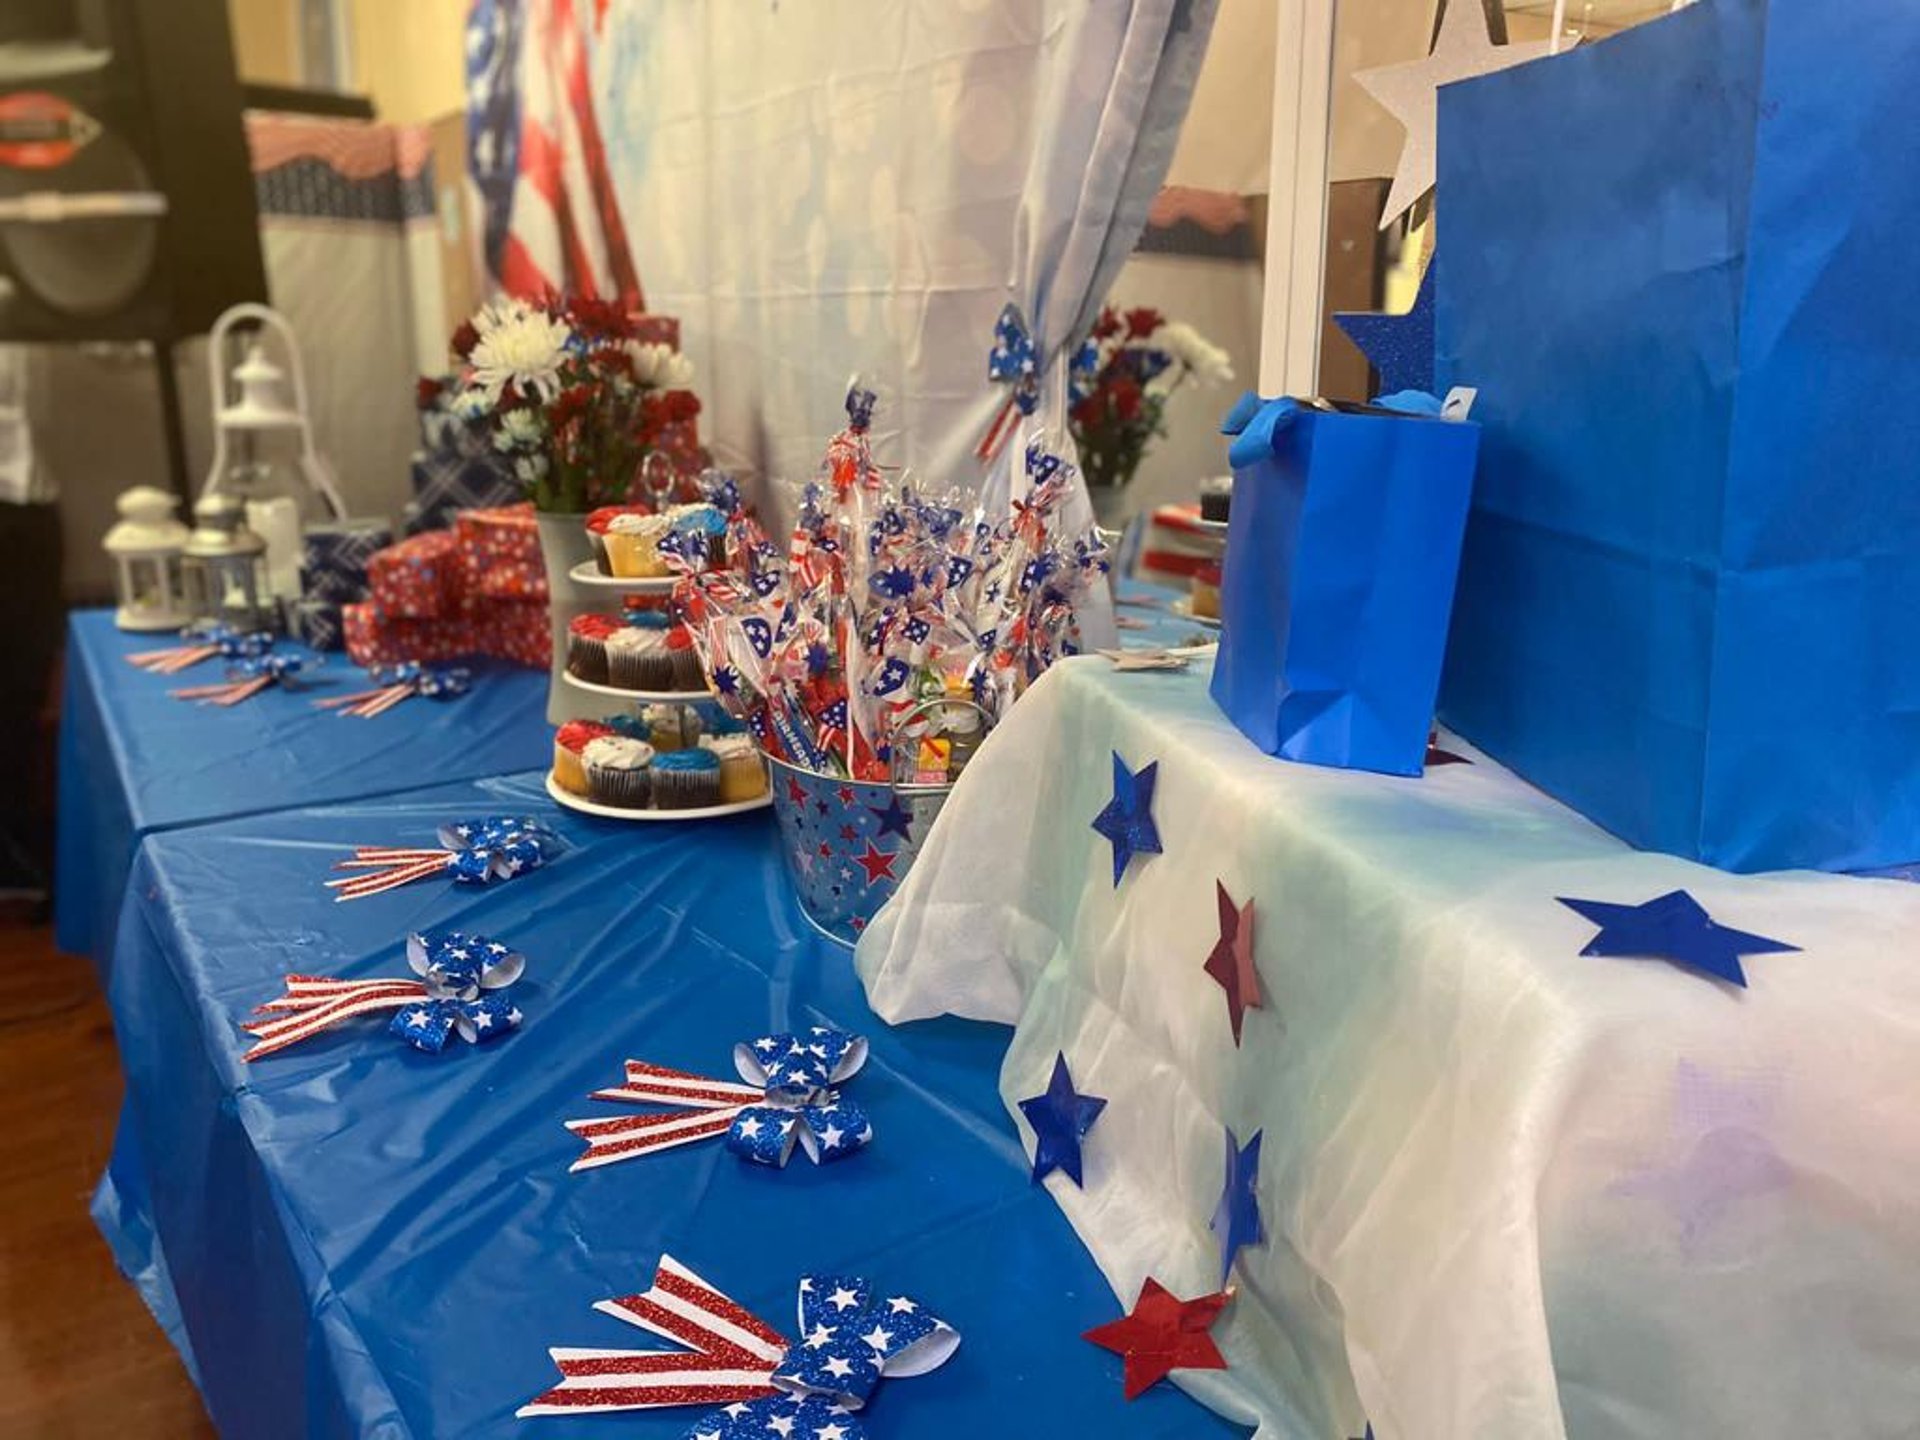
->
xmin=544 ymin=771 xmax=771 ymax=822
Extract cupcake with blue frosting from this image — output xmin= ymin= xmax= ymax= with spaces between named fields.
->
xmin=651 ymin=747 xmax=721 ymax=809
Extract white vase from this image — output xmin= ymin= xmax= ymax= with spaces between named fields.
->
xmin=534 ymin=511 xmax=601 ymax=726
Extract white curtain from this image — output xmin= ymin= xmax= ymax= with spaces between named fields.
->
xmin=590 ymin=0 xmax=1218 ymax=572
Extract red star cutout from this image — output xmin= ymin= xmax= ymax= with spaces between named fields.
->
xmin=787 ymin=776 xmax=810 ymax=805
xmin=837 ymin=785 xmax=857 ymax=805
xmin=817 ymin=841 xmax=833 ymax=858
xmin=854 ymin=841 xmax=898 ymax=885
xmin=1084 ymin=1277 xmax=1231 ymax=1399
xmin=839 ymin=824 xmax=858 ymax=842
xmin=1203 ymin=881 xmax=1261 ymax=1046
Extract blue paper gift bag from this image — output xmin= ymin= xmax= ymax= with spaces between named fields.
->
xmin=1436 ymin=0 xmax=1920 ymax=872
xmin=1211 ymin=397 xmax=1480 ymax=777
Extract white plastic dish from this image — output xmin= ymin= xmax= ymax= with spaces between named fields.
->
xmin=545 ymin=771 xmax=772 ymax=822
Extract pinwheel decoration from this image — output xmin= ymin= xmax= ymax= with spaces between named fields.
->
xmin=567 ymin=1027 xmax=871 ymax=1173
xmin=518 ymin=1253 xmax=959 ymax=1439
xmin=326 ymin=816 xmax=559 ymax=902
xmin=240 ymin=929 xmax=525 ymax=1061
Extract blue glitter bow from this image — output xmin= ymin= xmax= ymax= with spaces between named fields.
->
xmin=171 ymin=651 xmax=317 ymax=705
xmin=374 ymin=662 xmax=472 ymax=698
xmin=240 ymin=929 xmax=525 ymax=1061
xmin=390 ymin=930 xmax=526 ymax=1052
xmin=329 ymin=815 xmax=558 ymax=900
xmin=519 ymin=1252 xmax=960 ymax=1438
xmin=568 ymin=1026 xmax=872 ymax=1173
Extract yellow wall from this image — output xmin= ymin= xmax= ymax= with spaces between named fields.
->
xmin=226 ymin=0 xmax=299 ymax=86
xmin=350 ymin=0 xmax=470 ymax=123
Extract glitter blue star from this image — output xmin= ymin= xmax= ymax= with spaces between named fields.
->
xmin=1211 ymin=1126 xmax=1264 ymax=1283
xmin=1091 ymin=752 xmax=1162 ymax=886
xmin=1016 ymin=1052 xmax=1107 ymax=1187
xmin=1557 ymin=890 xmax=1797 ymax=988
xmin=1334 ymin=261 xmax=1435 ymax=396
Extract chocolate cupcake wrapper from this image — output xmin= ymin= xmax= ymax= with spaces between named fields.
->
xmin=609 ymin=650 xmax=677 ymax=692
xmin=567 ymin=636 xmax=610 ymax=684
xmin=587 ymin=764 xmax=653 ymax=809
xmin=669 ymin=649 xmax=706 ymax=691
xmin=653 ymin=770 xmax=721 ymax=810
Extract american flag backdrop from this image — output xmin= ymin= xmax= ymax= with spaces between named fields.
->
xmin=466 ymin=0 xmax=643 ymax=307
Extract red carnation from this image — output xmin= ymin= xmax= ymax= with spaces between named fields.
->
xmin=569 ymin=294 xmax=634 ymax=340
xmin=1110 ymin=373 xmax=1144 ymax=423
xmin=1092 ymin=307 xmax=1122 ymax=341
xmin=414 ymin=375 xmax=444 ymax=410
xmin=1124 ymin=306 xmax=1164 ymax=340
xmin=550 ymin=383 xmax=595 ymax=430
xmin=450 ymin=320 xmax=479 ymax=359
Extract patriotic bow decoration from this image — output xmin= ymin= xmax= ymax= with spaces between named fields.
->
xmin=313 ymin=663 xmax=472 ymax=719
xmin=240 ymin=930 xmax=524 ymax=1061
xmin=129 ymin=624 xmax=274 ymax=675
xmin=517 ymin=1253 xmax=959 ymax=1438
xmin=977 ymin=302 xmax=1039 ymax=461
xmin=170 ymin=653 xmax=320 ymax=706
xmin=326 ymin=816 xmax=558 ymax=902
xmin=567 ymin=1026 xmax=871 ymax=1172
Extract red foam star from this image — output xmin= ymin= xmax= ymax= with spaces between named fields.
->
xmin=837 ymin=785 xmax=857 ymax=805
xmin=1084 ymin=1277 xmax=1231 ymax=1399
xmin=839 ymin=824 xmax=859 ymax=842
xmin=854 ymin=841 xmax=898 ymax=885
xmin=1203 ymin=881 xmax=1261 ymax=1046
xmin=787 ymin=776 xmax=810 ymax=805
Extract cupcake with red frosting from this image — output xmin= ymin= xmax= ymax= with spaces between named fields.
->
xmin=666 ymin=624 xmax=705 ymax=691
xmin=552 ymin=719 xmax=614 ymax=795
xmin=566 ymin=613 xmax=619 ymax=683
xmin=585 ymin=505 xmax=653 ymax=574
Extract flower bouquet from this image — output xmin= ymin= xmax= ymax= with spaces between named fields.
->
xmin=435 ymin=296 xmax=702 ymax=514
xmin=1069 ymin=305 xmax=1234 ymax=488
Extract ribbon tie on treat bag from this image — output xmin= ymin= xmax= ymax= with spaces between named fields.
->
xmin=129 ymin=623 xmax=274 ymax=675
xmin=312 ymin=662 xmax=472 ymax=719
xmin=976 ymin=302 xmax=1039 ymax=462
xmin=170 ymin=652 xmax=320 ymax=706
xmin=566 ymin=1027 xmax=872 ymax=1172
xmin=240 ymin=930 xmax=525 ymax=1060
xmin=517 ymin=1252 xmax=960 ymax=1439
xmin=325 ymin=815 xmax=558 ymax=902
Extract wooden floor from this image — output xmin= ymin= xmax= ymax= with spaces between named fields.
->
xmin=0 ymin=919 xmax=215 ymax=1438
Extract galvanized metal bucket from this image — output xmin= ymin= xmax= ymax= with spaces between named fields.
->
xmin=763 ymin=700 xmax=984 ymax=946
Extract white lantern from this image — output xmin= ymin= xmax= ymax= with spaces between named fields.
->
xmin=181 ymin=492 xmax=275 ymax=633
xmin=103 ymin=485 xmax=191 ymax=631
xmin=202 ymin=303 xmax=346 ymax=602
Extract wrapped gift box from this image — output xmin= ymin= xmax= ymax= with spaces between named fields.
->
xmin=301 ymin=520 xmax=393 ymax=604
xmin=455 ymin=503 xmax=547 ymax=601
xmin=479 ymin=600 xmax=551 ymax=668
xmin=367 ymin=530 xmax=463 ymax=620
xmin=1437 ymin=0 xmax=1920 ymax=871
xmin=289 ymin=598 xmax=347 ymax=652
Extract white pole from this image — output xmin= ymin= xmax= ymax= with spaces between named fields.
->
xmin=1549 ymin=0 xmax=1569 ymax=53
xmin=1257 ymin=0 xmax=1338 ymax=398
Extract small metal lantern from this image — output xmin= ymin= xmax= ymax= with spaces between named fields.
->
xmin=103 ymin=485 xmax=191 ymax=631
xmin=182 ymin=492 xmax=276 ymax=633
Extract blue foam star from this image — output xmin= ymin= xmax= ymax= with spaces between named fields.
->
xmin=868 ymin=796 xmax=914 ymax=843
xmin=1557 ymin=890 xmax=1797 ymax=988
xmin=1091 ymin=752 xmax=1162 ymax=886
xmin=1210 ymin=1126 xmax=1264 ymax=1284
xmin=1016 ymin=1052 xmax=1107 ymax=1187
xmin=1334 ymin=262 xmax=1435 ymax=396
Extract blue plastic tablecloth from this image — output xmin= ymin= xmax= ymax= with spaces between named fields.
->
xmin=95 ymin=769 xmax=1244 ymax=1440
xmin=54 ymin=609 xmax=551 ymax=970
xmin=1114 ymin=580 xmax=1218 ymax=652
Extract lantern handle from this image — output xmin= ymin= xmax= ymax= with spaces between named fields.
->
xmin=201 ymin=304 xmax=348 ymax=520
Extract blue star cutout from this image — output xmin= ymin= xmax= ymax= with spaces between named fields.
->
xmin=1016 ymin=1052 xmax=1107 ymax=1187
xmin=869 ymin=795 xmax=914 ymax=843
xmin=1210 ymin=1126 xmax=1264 ymax=1283
xmin=1091 ymin=751 xmax=1162 ymax=886
xmin=1556 ymin=889 xmax=1797 ymax=988
xmin=1334 ymin=261 xmax=1435 ymax=396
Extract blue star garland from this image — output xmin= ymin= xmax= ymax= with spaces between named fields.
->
xmin=1556 ymin=890 xmax=1798 ymax=988
xmin=1334 ymin=262 xmax=1436 ymax=396
xmin=1211 ymin=1126 xmax=1264 ymax=1283
xmin=1017 ymin=1052 xmax=1107 ymax=1187
xmin=1091 ymin=751 xmax=1163 ymax=887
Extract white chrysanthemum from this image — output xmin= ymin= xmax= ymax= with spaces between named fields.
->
xmin=492 ymin=407 xmax=545 ymax=452
xmin=626 ymin=341 xmax=696 ymax=390
xmin=451 ymin=386 xmax=492 ymax=420
xmin=1158 ymin=321 xmax=1235 ymax=384
xmin=472 ymin=296 xmax=536 ymax=336
xmin=469 ymin=308 xmax=572 ymax=403
xmin=514 ymin=452 xmax=550 ymax=482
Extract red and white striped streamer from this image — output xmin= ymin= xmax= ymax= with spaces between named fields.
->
xmin=240 ymin=974 xmax=429 ymax=1061
xmin=565 ymin=1060 xmax=766 ymax=1173
xmin=312 ymin=683 xmax=416 ymax=719
xmin=517 ymin=1255 xmax=789 ymax=1417
xmin=127 ymin=642 xmax=221 ymax=675
xmin=326 ymin=847 xmax=456 ymax=902
xmin=168 ymin=675 xmax=275 ymax=706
